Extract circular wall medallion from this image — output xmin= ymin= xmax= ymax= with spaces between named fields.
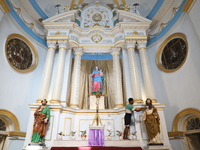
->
xmin=156 ymin=33 xmax=188 ymax=72
xmin=92 ymin=13 xmax=102 ymax=22
xmin=5 ymin=34 xmax=38 ymax=73
xmin=91 ymin=34 xmax=102 ymax=43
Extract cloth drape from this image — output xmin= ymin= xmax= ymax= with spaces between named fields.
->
xmin=68 ymin=59 xmax=125 ymax=109
xmin=88 ymin=129 xmax=104 ymax=146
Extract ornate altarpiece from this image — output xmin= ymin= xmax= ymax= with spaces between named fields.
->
xmin=23 ymin=1 xmax=171 ymax=150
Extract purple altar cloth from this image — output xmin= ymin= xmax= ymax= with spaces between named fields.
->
xmin=88 ymin=129 xmax=104 ymax=146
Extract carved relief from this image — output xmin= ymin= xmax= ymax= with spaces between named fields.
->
xmin=83 ymin=6 xmax=111 ymax=29
xmin=91 ymin=34 xmax=102 ymax=43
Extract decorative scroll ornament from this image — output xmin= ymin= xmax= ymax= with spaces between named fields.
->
xmin=73 ymin=47 xmax=83 ymax=55
xmin=111 ymin=47 xmax=121 ymax=55
xmin=92 ymin=13 xmax=102 ymax=22
xmin=137 ymin=40 xmax=147 ymax=49
xmin=125 ymin=40 xmax=136 ymax=49
xmin=91 ymin=34 xmax=102 ymax=43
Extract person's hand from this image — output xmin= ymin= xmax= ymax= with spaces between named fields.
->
xmin=44 ymin=118 xmax=48 ymax=123
xmin=38 ymin=109 xmax=42 ymax=112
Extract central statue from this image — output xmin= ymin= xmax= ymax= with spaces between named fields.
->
xmin=90 ymin=66 xmax=104 ymax=94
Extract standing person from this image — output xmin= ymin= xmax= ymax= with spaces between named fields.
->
xmin=90 ymin=66 xmax=104 ymax=94
xmin=31 ymin=99 xmax=50 ymax=144
xmin=143 ymin=98 xmax=162 ymax=144
xmin=123 ymin=98 xmax=143 ymax=140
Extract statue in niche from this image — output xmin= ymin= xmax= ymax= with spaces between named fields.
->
xmin=90 ymin=66 xmax=104 ymax=94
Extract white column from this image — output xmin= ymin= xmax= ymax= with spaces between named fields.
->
xmin=125 ymin=40 xmax=142 ymax=103
xmin=111 ymin=47 xmax=123 ymax=108
xmin=50 ymin=40 xmax=68 ymax=104
xmin=70 ymin=47 xmax=83 ymax=108
xmin=38 ymin=40 xmax=57 ymax=103
xmin=137 ymin=40 xmax=156 ymax=103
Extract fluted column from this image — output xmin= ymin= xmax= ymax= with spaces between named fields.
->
xmin=50 ymin=40 xmax=68 ymax=104
xmin=137 ymin=40 xmax=156 ymax=103
xmin=70 ymin=47 xmax=83 ymax=108
xmin=38 ymin=40 xmax=57 ymax=102
xmin=111 ymin=47 xmax=123 ymax=108
xmin=125 ymin=40 xmax=142 ymax=103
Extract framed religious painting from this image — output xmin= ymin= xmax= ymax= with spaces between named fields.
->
xmin=156 ymin=33 xmax=188 ymax=73
xmin=5 ymin=34 xmax=38 ymax=73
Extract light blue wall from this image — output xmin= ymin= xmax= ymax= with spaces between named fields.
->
xmin=147 ymin=12 xmax=200 ymax=150
xmin=0 ymin=13 xmax=47 ymax=150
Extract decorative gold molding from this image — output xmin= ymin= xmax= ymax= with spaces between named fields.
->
xmin=168 ymin=131 xmax=184 ymax=137
xmin=114 ymin=104 xmax=124 ymax=108
xmin=114 ymin=0 xmax=119 ymax=8
xmin=134 ymin=99 xmax=143 ymax=103
xmin=63 ymin=117 xmax=72 ymax=136
xmin=156 ymin=33 xmax=188 ymax=73
xmin=172 ymin=108 xmax=200 ymax=131
xmin=148 ymin=6 xmax=181 ymax=39
xmin=70 ymin=0 xmax=75 ymax=10
xmin=47 ymin=39 xmax=68 ymax=41
xmin=138 ymin=47 xmax=146 ymax=50
xmin=182 ymin=0 xmax=196 ymax=13
xmin=50 ymin=100 xmax=61 ymax=103
xmin=122 ymin=0 xmax=126 ymax=6
xmin=5 ymin=34 xmax=38 ymax=73
xmin=9 ymin=131 xmax=26 ymax=137
xmin=126 ymin=39 xmax=147 ymax=41
xmin=0 ymin=0 xmax=10 ymax=12
xmin=78 ymin=0 xmax=82 ymax=6
xmin=0 ymin=109 xmax=20 ymax=131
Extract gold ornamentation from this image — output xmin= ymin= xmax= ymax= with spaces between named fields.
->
xmin=56 ymin=31 xmax=61 ymax=35
xmin=92 ymin=13 xmax=102 ymax=22
xmin=182 ymin=0 xmax=196 ymax=13
xmin=5 ymin=34 xmax=38 ymax=73
xmin=172 ymin=108 xmax=200 ymax=132
xmin=133 ymin=31 xmax=138 ymax=35
xmin=64 ymin=6 xmax=70 ymax=12
xmin=0 ymin=109 xmax=20 ymax=131
xmin=91 ymin=34 xmax=102 ymax=43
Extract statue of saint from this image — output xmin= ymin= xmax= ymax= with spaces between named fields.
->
xmin=90 ymin=66 xmax=104 ymax=94
xmin=31 ymin=99 xmax=50 ymax=144
xmin=142 ymin=98 xmax=162 ymax=144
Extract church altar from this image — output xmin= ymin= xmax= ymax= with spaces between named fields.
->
xmin=22 ymin=1 xmax=172 ymax=150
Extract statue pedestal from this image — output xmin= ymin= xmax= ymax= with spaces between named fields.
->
xmin=144 ymin=146 xmax=172 ymax=150
xmin=89 ymin=95 xmax=105 ymax=109
xmin=22 ymin=146 xmax=49 ymax=150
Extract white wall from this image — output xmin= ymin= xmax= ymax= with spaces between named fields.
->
xmin=147 ymin=12 xmax=200 ymax=150
xmin=189 ymin=0 xmax=200 ymax=41
xmin=0 ymin=13 xmax=47 ymax=150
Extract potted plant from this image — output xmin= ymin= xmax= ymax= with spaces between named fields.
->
xmin=116 ymin=130 xmax=123 ymax=140
xmin=58 ymin=131 xmax=65 ymax=140
xmin=80 ymin=130 xmax=87 ymax=140
xmin=107 ymin=129 xmax=112 ymax=140
xmin=131 ymin=131 xmax=137 ymax=140
xmin=70 ymin=131 xmax=76 ymax=140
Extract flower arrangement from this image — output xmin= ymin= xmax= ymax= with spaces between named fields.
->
xmin=80 ymin=130 xmax=87 ymax=138
xmin=70 ymin=131 xmax=76 ymax=136
xmin=107 ymin=129 xmax=112 ymax=136
xmin=58 ymin=131 xmax=65 ymax=136
xmin=116 ymin=130 xmax=123 ymax=137
xmin=131 ymin=131 xmax=137 ymax=136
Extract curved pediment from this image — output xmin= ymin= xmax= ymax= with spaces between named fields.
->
xmin=43 ymin=1 xmax=151 ymax=30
